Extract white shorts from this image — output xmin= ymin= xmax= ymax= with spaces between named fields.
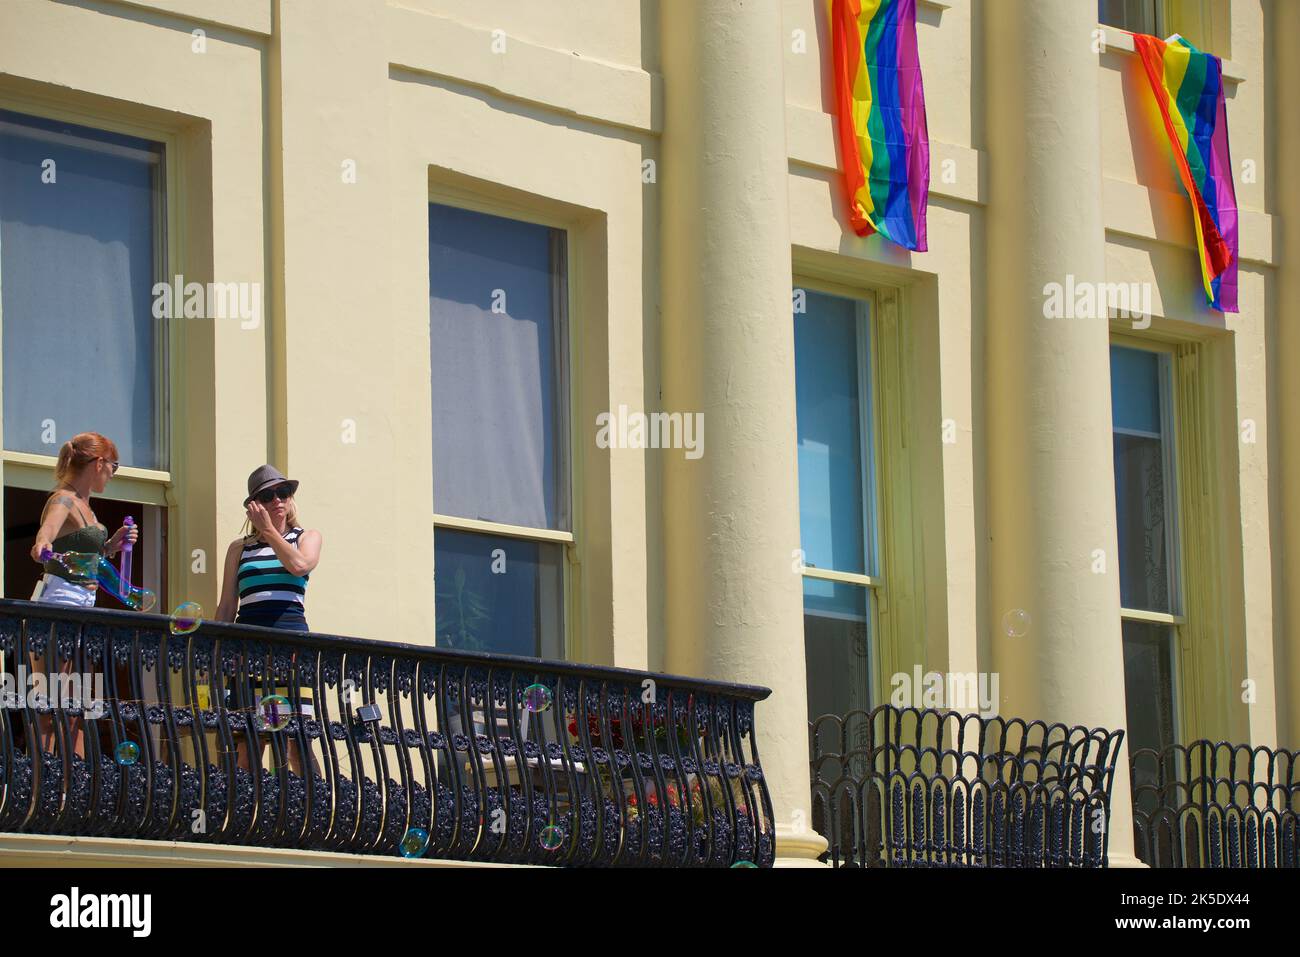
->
xmin=33 ymin=574 xmax=96 ymax=608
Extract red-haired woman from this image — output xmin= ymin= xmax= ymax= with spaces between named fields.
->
xmin=28 ymin=432 xmax=137 ymax=753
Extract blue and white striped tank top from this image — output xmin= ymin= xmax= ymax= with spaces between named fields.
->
xmin=236 ymin=527 xmax=309 ymax=628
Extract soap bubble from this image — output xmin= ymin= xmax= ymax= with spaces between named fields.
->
xmin=170 ymin=602 xmax=203 ymax=635
xmin=127 ymin=588 xmax=158 ymax=613
xmin=114 ymin=741 xmax=140 ymax=767
xmin=538 ymin=824 xmax=565 ymax=850
xmin=731 ymin=860 xmax=758 ymax=868
xmin=1001 ymin=608 xmax=1031 ymax=638
xmin=523 ymin=683 xmax=553 ymax=713
xmin=400 ymin=827 xmax=430 ymax=858
xmin=259 ymin=694 xmax=291 ymax=731
xmin=58 ymin=552 xmax=100 ymax=577
xmin=48 ymin=552 xmax=156 ymax=611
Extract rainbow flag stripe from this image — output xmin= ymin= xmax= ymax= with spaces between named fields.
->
xmin=827 ymin=0 xmax=929 ymax=251
xmin=1133 ymin=33 xmax=1238 ymax=312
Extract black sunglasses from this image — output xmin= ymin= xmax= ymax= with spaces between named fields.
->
xmin=254 ymin=484 xmax=295 ymax=505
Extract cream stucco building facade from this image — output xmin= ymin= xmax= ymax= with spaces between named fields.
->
xmin=0 ymin=0 xmax=1295 ymax=868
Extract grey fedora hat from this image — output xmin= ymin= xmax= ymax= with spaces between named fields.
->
xmin=244 ymin=464 xmax=299 ymax=506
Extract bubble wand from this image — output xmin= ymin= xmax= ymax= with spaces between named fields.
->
xmin=119 ymin=515 xmax=135 ymax=592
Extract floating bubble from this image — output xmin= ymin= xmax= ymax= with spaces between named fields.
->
xmin=730 ymin=860 xmax=758 ymax=868
xmin=260 ymin=694 xmax=291 ymax=731
xmin=170 ymin=602 xmax=203 ymax=635
xmin=399 ymin=827 xmax=430 ymax=858
xmin=538 ymin=824 xmax=565 ymax=850
xmin=44 ymin=551 xmax=157 ymax=611
xmin=114 ymin=741 xmax=140 ymax=767
xmin=1001 ymin=608 xmax=1031 ymax=639
xmin=523 ymin=683 xmax=553 ymax=713
xmin=56 ymin=552 xmax=100 ymax=578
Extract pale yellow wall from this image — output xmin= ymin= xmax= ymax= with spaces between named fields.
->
xmin=1274 ymin=0 xmax=1300 ymax=748
xmin=394 ymin=0 xmax=655 ymax=72
xmin=0 ymin=0 xmax=1296 ymax=869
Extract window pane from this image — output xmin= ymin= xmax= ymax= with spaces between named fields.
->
xmin=1098 ymin=0 xmax=1157 ymax=33
xmin=1122 ymin=619 xmax=1178 ymax=810
xmin=795 ymin=290 xmax=868 ymax=576
xmin=434 ymin=527 xmax=563 ymax=659
xmin=0 ymin=110 xmax=163 ymax=468
xmin=803 ymin=579 xmax=870 ymax=723
xmin=1111 ymin=346 xmax=1172 ymax=612
xmin=429 ymin=203 xmax=567 ymax=531
xmin=1111 ymin=346 xmax=1161 ymax=435
xmin=1114 ymin=433 xmax=1172 ymax=611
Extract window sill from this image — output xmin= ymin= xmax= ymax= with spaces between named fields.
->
xmin=1098 ymin=25 xmax=1244 ymax=84
xmin=1120 ymin=607 xmax=1185 ymax=627
xmin=801 ymin=566 xmax=881 ymax=589
xmin=433 ymin=513 xmax=574 ymax=544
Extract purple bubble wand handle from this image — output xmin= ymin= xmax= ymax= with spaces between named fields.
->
xmin=120 ymin=516 xmax=134 ymax=589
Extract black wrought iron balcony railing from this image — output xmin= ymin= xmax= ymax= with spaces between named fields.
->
xmin=0 ymin=599 xmax=774 ymax=867
xmin=811 ymin=705 xmax=1124 ymax=868
xmin=1132 ymin=740 xmax=1300 ymax=868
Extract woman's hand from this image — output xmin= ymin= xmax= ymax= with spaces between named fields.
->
xmin=105 ymin=522 xmax=139 ymax=557
xmin=246 ymin=501 xmax=275 ymax=537
xmin=31 ymin=539 xmax=53 ymax=563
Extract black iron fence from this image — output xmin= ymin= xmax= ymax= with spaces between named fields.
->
xmin=1132 ymin=740 xmax=1300 ymax=868
xmin=0 ymin=599 xmax=774 ymax=866
xmin=810 ymin=705 xmax=1124 ymax=867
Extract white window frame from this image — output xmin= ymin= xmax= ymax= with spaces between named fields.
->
xmin=1112 ymin=337 xmax=1184 ymax=751
xmin=795 ymin=282 xmax=883 ymax=713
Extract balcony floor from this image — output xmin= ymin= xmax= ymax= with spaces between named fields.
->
xmin=0 ymin=832 xmax=527 ymax=867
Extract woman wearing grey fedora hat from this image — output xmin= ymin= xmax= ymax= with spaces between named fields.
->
xmin=216 ymin=465 xmax=322 ymax=775
xmin=215 ymin=464 xmax=321 ymax=632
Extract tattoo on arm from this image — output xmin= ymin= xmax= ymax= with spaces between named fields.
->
xmin=39 ymin=495 xmax=76 ymax=524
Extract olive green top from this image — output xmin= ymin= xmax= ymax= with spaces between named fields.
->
xmin=44 ymin=524 xmax=108 ymax=584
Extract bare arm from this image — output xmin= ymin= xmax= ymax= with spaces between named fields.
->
xmin=31 ymin=494 xmax=75 ymax=563
xmin=293 ymin=529 xmax=323 ymax=576
xmin=215 ymin=540 xmax=243 ymax=622
xmin=245 ymin=502 xmax=321 ymax=576
xmin=257 ymin=527 xmax=322 ymax=577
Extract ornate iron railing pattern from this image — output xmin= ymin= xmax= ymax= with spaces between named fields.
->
xmin=1131 ymin=740 xmax=1300 ymax=868
xmin=0 ymin=599 xmax=774 ymax=866
xmin=810 ymin=705 xmax=1124 ymax=868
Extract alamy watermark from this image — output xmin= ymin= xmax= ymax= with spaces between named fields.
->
xmin=1 ymin=666 xmax=105 ymax=717
xmin=596 ymin=405 xmax=704 ymax=460
xmin=1042 ymin=274 xmax=1152 ymax=329
xmin=50 ymin=887 xmax=151 ymax=936
xmin=152 ymin=274 xmax=261 ymax=329
xmin=890 ymin=666 xmax=1000 ymax=717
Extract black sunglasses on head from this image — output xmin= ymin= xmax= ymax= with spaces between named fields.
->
xmin=254 ymin=484 xmax=295 ymax=505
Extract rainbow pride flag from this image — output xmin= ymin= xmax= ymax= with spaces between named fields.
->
xmin=1133 ymin=33 xmax=1238 ymax=312
xmin=827 ymin=0 xmax=929 ymax=251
